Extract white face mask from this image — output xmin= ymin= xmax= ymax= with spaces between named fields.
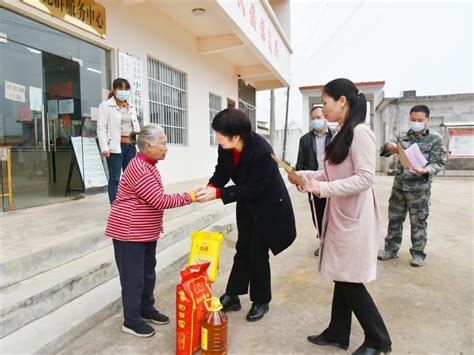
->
xmin=115 ymin=90 xmax=130 ymax=102
xmin=410 ymin=122 xmax=426 ymax=133
xmin=311 ymin=119 xmax=325 ymax=131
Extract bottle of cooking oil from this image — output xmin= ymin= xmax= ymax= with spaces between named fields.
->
xmin=201 ymin=298 xmax=228 ymax=355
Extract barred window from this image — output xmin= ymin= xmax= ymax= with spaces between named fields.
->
xmin=209 ymin=93 xmax=222 ymax=145
xmin=148 ymin=57 xmax=187 ymax=145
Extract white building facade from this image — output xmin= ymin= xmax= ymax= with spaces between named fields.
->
xmin=0 ymin=0 xmax=293 ymax=211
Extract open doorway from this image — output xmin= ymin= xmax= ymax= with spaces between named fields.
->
xmin=43 ymin=52 xmax=83 ymax=198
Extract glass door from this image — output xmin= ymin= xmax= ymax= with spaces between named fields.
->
xmin=0 ymin=38 xmax=49 ymax=210
xmin=42 ymin=51 xmax=83 ymax=199
xmin=1 ymin=8 xmax=111 ymax=211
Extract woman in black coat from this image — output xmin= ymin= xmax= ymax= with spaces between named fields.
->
xmin=196 ymin=108 xmax=297 ymax=322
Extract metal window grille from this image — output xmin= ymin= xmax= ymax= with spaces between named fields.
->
xmin=209 ymin=93 xmax=222 ymax=145
xmin=148 ymin=57 xmax=188 ymax=145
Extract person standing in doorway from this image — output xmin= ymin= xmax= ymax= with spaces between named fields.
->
xmin=296 ymin=105 xmax=335 ymax=256
xmin=97 ymin=78 xmax=140 ymax=204
xmin=378 ymin=105 xmax=446 ymax=267
xmin=290 ymin=78 xmax=392 ymax=355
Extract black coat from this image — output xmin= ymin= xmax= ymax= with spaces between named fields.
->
xmin=295 ymin=128 xmax=335 ymax=171
xmin=208 ymin=132 xmax=297 ymax=255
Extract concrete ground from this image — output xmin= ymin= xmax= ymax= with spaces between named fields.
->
xmin=60 ymin=176 xmax=474 ymax=355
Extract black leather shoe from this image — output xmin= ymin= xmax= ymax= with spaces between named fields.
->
xmin=307 ymin=334 xmax=349 ymax=350
xmin=246 ymin=302 xmax=269 ymax=322
xmin=314 ymin=247 xmax=320 ymax=256
xmin=352 ymin=345 xmax=389 ymax=355
xmin=219 ymin=294 xmax=241 ymax=313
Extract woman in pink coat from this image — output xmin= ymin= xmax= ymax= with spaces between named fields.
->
xmin=291 ymin=79 xmax=392 ymax=355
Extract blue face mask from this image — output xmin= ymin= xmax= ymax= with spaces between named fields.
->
xmin=311 ymin=119 xmax=325 ymax=131
xmin=115 ymin=90 xmax=130 ymax=102
xmin=410 ymin=122 xmax=426 ymax=133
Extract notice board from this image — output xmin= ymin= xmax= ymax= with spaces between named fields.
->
xmin=448 ymin=128 xmax=474 ymax=158
xmin=70 ymin=136 xmax=108 ymax=189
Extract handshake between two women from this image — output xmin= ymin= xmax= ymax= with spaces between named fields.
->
xmin=188 ymin=186 xmax=218 ymax=203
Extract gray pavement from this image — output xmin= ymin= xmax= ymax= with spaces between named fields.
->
xmin=59 ymin=175 xmax=474 ymax=354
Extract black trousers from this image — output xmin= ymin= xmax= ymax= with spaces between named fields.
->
xmin=226 ymin=203 xmax=271 ymax=304
xmin=113 ymin=239 xmax=157 ymax=326
xmin=308 ymin=193 xmax=326 ymax=237
xmin=322 ymin=282 xmax=392 ymax=352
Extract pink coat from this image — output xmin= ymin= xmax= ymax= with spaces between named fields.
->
xmin=299 ymin=124 xmax=380 ymax=283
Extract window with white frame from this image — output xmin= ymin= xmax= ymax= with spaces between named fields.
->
xmin=209 ymin=93 xmax=222 ymax=145
xmin=148 ymin=57 xmax=187 ymax=145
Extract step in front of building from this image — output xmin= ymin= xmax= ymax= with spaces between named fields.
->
xmin=0 ymin=201 xmax=234 ymax=340
xmin=0 ymin=196 xmax=219 ymax=289
xmin=0 ymin=213 xmax=236 ymax=354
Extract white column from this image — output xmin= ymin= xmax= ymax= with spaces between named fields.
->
xmin=302 ymin=93 xmax=310 ymax=131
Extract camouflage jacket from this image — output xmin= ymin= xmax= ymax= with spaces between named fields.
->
xmin=380 ymin=129 xmax=447 ymax=191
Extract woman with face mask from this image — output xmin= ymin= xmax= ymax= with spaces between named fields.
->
xmin=97 ymin=78 xmax=141 ymax=203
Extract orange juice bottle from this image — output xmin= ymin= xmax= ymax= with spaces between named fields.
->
xmin=201 ymin=298 xmax=228 ymax=355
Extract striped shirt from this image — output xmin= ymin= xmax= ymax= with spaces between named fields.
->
xmin=105 ymin=153 xmax=192 ymax=242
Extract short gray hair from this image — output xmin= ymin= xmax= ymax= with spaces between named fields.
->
xmin=129 ymin=124 xmax=165 ymax=151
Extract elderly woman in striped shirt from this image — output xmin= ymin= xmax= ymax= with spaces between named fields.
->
xmin=105 ymin=124 xmax=199 ymax=338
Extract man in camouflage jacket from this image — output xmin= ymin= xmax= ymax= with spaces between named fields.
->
xmin=378 ymin=105 xmax=447 ymax=267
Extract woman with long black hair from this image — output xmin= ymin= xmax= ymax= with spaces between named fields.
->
xmin=290 ymin=78 xmax=392 ymax=355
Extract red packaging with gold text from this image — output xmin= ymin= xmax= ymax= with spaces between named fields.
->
xmin=176 ymin=262 xmax=212 ymax=355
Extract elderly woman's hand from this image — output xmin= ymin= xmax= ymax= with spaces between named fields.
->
xmin=196 ymin=186 xmax=217 ymax=203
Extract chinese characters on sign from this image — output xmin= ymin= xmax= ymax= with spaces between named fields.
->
xmin=259 ymin=18 xmax=266 ymax=42
xmin=19 ymin=106 xmax=32 ymax=122
xmin=238 ymin=0 xmax=280 ymax=60
xmin=70 ymin=136 xmax=108 ymax=189
xmin=448 ymin=129 xmax=474 ymax=158
xmin=237 ymin=0 xmax=246 ymax=16
xmin=21 ymin=0 xmax=107 ymax=38
xmin=249 ymin=3 xmax=257 ymax=30
xmin=49 ymin=81 xmax=73 ymax=99
xmin=5 ymin=81 xmax=26 ymax=103
xmin=118 ymin=51 xmax=144 ymax=123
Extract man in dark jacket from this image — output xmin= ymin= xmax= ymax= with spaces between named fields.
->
xmin=296 ymin=105 xmax=334 ymax=256
xmin=197 ymin=108 xmax=297 ymax=322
